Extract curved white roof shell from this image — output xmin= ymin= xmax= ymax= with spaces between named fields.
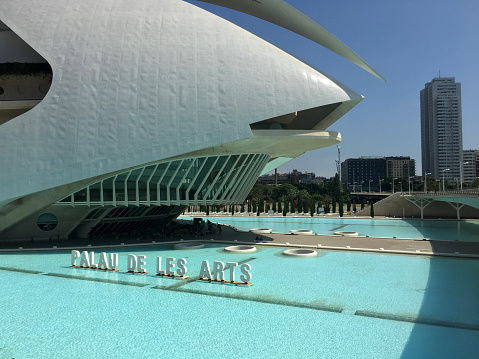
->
xmin=0 ymin=0 xmax=368 ymax=207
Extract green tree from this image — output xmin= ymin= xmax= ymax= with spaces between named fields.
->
xmin=370 ymin=200 xmax=374 ymax=218
xmin=299 ymin=189 xmax=309 ymax=214
xmin=262 ymin=184 xmax=272 ymax=200
xmin=323 ymin=197 xmax=331 ymax=214
xmin=283 ymin=198 xmax=288 ymax=216
xmin=325 ymin=174 xmax=341 ymax=201
xmin=332 ymin=199 xmax=336 ymax=213
xmin=272 ymin=183 xmax=293 ymax=201
xmin=339 ymin=198 xmax=344 ymax=217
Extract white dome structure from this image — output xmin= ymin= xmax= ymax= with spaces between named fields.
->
xmin=0 ymin=0 xmax=383 ymax=240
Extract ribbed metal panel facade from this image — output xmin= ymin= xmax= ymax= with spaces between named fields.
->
xmin=57 ymin=154 xmax=270 ymax=207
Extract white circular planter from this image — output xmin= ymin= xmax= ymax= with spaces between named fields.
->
xmin=334 ymin=231 xmax=359 ymax=237
xmin=224 ymin=245 xmax=257 ymax=253
xmin=290 ymin=229 xmax=314 ymax=235
xmin=173 ymin=242 xmax=205 ymax=250
xmin=283 ymin=249 xmax=317 ymax=257
xmin=250 ymin=228 xmax=272 ymax=234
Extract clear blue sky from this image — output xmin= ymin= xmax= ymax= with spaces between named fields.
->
xmin=189 ymin=0 xmax=479 ymax=178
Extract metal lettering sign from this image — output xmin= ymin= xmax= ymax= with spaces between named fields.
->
xmin=70 ymin=250 xmax=252 ymax=285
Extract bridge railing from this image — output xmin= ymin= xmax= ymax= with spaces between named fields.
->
xmin=351 ymin=189 xmax=479 ymax=196
xmin=404 ymin=190 xmax=479 ymax=197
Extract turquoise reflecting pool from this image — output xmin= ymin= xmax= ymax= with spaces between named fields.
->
xmin=1 ymin=244 xmax=478 ymax=358
xmin=187 ymin=216 xmax=479 ymax=242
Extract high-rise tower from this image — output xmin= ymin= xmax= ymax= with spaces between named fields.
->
xmin=420 ymin=77 xmax=462 ymax=181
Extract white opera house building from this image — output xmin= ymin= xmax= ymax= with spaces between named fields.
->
xmin=0 ymin=0 xmax=383 ymax=240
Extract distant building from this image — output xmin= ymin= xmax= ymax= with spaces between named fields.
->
xmin=341 ymin=157 xmax=386 ymax=192
xmin=256 ymin=169 xmax=325 ymax=185
xmin=341 ymin=156 xmax=416 ymax=191
xmin=256 ymin=173 xmax=288 ymax=185
xmin=386 ymin=156 xmax=416 ymax=180
xmin=462 ymin=150 xmax=479 ymax=182
xmin=420 ymin=77 xmax=463 ymax=181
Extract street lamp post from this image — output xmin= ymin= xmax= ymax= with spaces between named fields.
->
xmin=379 ymin=178 xmax=383 ymax=193
xmin=441 ymin=168 xmax=450 ymax=192
xmin=369 ymin=179 xmax=373 ymax=193
xmin=408 ymin=176 xmax=415 ymax=194
xmin=392 ymin=178 xmax=398 ymax=194
xmin=460 ymin=162 xmax=469 ymax=191
xmin=424 ymin=173 xmax=431 ymax=194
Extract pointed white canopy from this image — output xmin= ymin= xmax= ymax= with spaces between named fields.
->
xmin=194 ymin=0 xmax=386 ymax=82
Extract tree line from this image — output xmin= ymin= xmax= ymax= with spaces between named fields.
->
xmin=189 ymin=174 xmax=370 ymax=216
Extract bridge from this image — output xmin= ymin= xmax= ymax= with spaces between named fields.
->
xmin=354 ymin=190 xmax=479 ymax=220
xmin=402 ymin=190 xmax=479 ymax=220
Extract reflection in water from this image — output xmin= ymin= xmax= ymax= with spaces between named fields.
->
xmin=189 ymin=216 xmax=479 ymax=242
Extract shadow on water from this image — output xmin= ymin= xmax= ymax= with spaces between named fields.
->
xmin=399 ymin=237 xmax=479 ymax=357
xmin=394 ymin=219 xmax=479 ymax=356
xmin=388 ymin=219 xmax=479 ymax=258
xmin=398 ymin=218 xmax=479 ymax=242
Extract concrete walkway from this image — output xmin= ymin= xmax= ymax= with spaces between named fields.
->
xmin=255 ymin=232 xmax=479 ymax=258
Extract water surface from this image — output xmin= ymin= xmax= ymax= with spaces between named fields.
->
xmin=1 ymin=244 xmax=478 ymax=358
